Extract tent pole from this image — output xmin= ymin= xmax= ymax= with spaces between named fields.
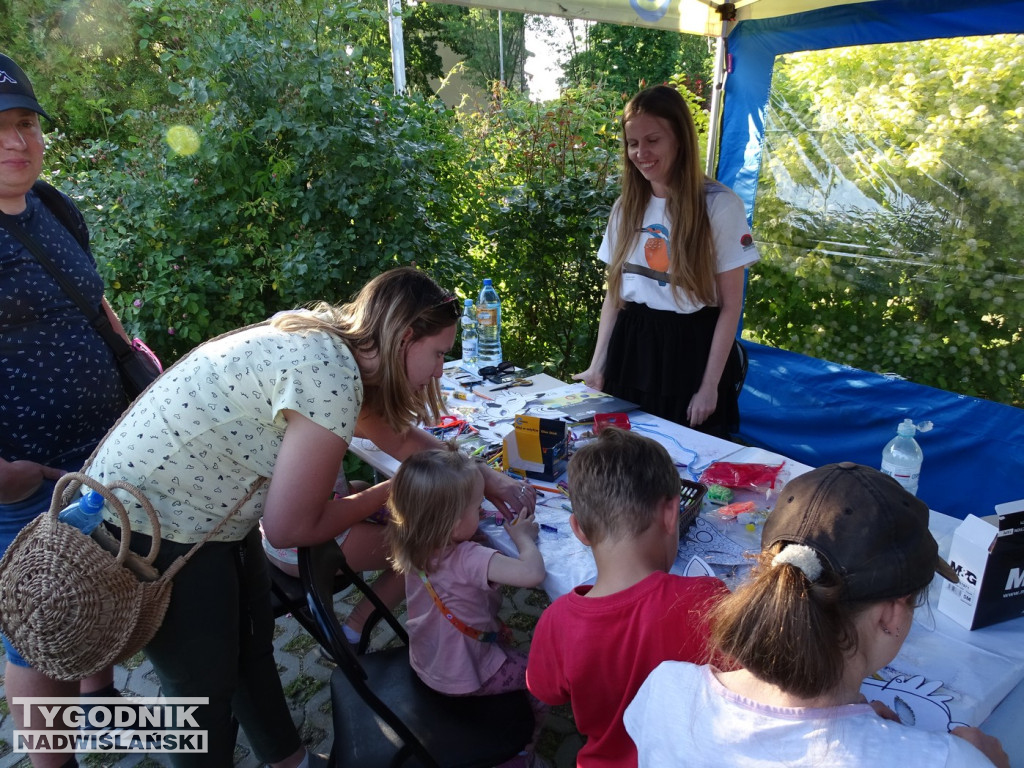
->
xmin=388 ymin=0 xmax=407 ymax=94
xmin=498 ymin=10 xmax=505 ymax=86
xmin=704 ymin=31 xmax=727 ymax=178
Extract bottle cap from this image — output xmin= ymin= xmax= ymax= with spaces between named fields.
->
xmin=483 ymin=278 xmax=492 ymax=286
xmin=81 ymin=489 xmax=105 ymax=511
xmin=896 ymin=419 xmax=933 ymax=437
xmin=464 ymin=298 xmax=473 ymax=307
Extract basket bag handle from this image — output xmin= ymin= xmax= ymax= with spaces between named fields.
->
xmin=54 ymin=471 xmax=268 ymax=582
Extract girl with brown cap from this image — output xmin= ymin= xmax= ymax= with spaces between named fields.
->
xmin=624 ymin=462 xmax=1008 ymax=767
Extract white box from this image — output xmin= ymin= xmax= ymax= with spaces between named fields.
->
xmin=938 ymin=500 xmax=1024 ymax=630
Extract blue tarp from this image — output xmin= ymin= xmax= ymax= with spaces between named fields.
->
xmin=719 ymin=0 xmax=1024 ymax=517
xmin=738 ymin=342 xmax=1024 ymax=517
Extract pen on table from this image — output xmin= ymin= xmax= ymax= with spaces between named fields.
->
xmin=540 ymin=523 xmax=558 ymax=534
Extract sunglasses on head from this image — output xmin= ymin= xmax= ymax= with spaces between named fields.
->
xmin=424 ymin=293 xmax=460 ymax=320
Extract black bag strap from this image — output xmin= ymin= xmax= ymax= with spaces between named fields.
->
xmin=32 ymin=180 xmax=90 ymax=252
xmin=0 ymin=204 xmax=133 ymax=359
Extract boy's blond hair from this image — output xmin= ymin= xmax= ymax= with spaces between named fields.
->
xmin=568 ymin=427 xmax=680 ymax=545
xmin=386 ymin=443 xmax=480 ymax=573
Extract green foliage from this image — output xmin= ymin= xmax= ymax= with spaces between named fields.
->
xmin=46 ymin=0 xmax=473 ymax=361
xmin=33 ymin=0 xmax=1017 ymax=411
xmin=748 ymin=36 xmax=1023 ymax=405
xmin=0 ymin=0 xmax=174 ymax=145
xmin=561 ymin=23 xmax=713 ymax=103
xmin=455 ymin=87 xmax=622 ymax=376
xmin=420 ymin=4 xmax=529 ymax=93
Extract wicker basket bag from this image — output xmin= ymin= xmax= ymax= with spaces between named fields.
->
xmin=0 ymin=471 xmax=263 ymax=681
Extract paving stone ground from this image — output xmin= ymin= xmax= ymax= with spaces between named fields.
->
xmin=0 ymin=578 xmax=582 ymax=767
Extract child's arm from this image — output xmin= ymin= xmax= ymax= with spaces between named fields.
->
xmin=487 ymin=510 xmax=546 ymax=588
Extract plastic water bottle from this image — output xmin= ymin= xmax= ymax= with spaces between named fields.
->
xmin=57 ymin=489 xmax=105 ymax=534
xmin=476 ymin=278 xmax=502 ymax=367
xmin=880 ymin=419 xmax=932 ymax=496
xmin=461 ymin=299 xmax=478 ymax=367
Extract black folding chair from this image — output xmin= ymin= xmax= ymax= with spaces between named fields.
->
xmin=298 ymin=540 xmax=534 ymax=768
xmin=269 ymin=555 xmax=369 ymax=652
xmin=734 ymin=338 xmax=749 ymax=396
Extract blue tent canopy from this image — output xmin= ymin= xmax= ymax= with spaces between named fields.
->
xmin=717 ymin=0 xmax=1024 ymax=518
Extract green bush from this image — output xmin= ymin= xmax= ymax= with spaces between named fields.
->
xmin=46 ymin=0 xmax=474 ymax=361
xmin=455 ymin=87 xmax=622 ymax=377
xmin=747 ymin=36 xmax=1023 ymax=406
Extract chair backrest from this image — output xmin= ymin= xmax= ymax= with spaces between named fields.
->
xmin=734 ymin=338 xmax=749 ymax=396
xmin=298 ymin=541 xmax=534 ymax=768
xmin=269 ymin=564 xmax=330 ymax=647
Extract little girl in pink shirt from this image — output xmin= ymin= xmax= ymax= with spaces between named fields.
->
xmin=387 ymin=444 xmax=548 ymax=767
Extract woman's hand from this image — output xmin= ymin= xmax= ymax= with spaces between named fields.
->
xmin=571 ymin=368 xmax=604 ymax=391
xmin=0 ymin=459 xmax=64 ymax=504
xmin=483 ymin=468 xmax=536 ymax=522
xmin=686 ymin=384 xmax=719 ymax=428
xmin=573 ymin=291 xmax=618 ymax=394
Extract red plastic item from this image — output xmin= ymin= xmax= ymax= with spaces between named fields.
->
xmin=716 ymin=501 xmax=757 ymax=517
xmin=698 ymin=461 xmax=785 ymax=491
xmin=594 ymin=412 xmax=631 ymax=433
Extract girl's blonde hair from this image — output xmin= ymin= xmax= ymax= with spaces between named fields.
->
xmin=386 ymin=444 xmax=480 ymax=573
xmin=271 ymin=267 xmax=459 ymax=434
xmin=606 ymin=84 xmax=720 ymax=310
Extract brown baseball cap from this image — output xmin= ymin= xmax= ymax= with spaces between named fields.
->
xmin=0 ymin=53 xmax=52 ymax=122
xmin=763 ymin=462 xmax=958 ymax=602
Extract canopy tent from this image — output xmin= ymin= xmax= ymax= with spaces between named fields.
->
xmin=425 ymin=0 xmax=1024 ymax=517
xmin=712 ymin=0 xmax=1024 ymax=519
xmin=435 ymin=0 xmax=873 ymax=37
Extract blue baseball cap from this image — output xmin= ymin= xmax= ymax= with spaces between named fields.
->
xmin=0 ymin=53 xmax=53 ymax=122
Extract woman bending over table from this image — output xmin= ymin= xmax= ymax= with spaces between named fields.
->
xmin=83 ymin=267 xmax=535 ymax=767
xmin=574 ymin=85 xmax=759 ymax=437
xmin=625 ymin=462 xmax=1008 ymax=768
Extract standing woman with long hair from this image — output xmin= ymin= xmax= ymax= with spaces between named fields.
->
xmin=82 ymin=267 xmax=535 ymax=767
xmin=574 ymin=85 xmax=759 ymax=436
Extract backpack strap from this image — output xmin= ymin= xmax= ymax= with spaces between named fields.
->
xmin=32 ymin=180 xmax=90 ymax=252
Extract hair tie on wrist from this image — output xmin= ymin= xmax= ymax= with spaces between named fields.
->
xmin=771 ymin=544 xmax=823 ymax=583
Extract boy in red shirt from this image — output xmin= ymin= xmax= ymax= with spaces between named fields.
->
xmin=526 ymin=427 xmax=728 ymax=767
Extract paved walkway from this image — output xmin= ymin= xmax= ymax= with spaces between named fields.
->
xmin=0 ymin=580 xmax=582 ymax=767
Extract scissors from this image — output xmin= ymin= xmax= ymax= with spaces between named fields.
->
xmin=489 ymin=377 xmax=533 ymax=392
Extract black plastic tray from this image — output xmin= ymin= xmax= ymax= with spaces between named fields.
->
xmin=680 ymin=479 xmax=708 ymax=532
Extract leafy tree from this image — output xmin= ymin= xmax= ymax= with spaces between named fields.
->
xmin=420 ymin=3 xmax=528 ymax=93
xmin=46 ymin=0 xmax=476 ymax=361
xmin=0 ymin=0 xmax=175 ymax=144
xmin=561 ymin=22 xmax=713 ymax=102
xmin=454 ymin=86 xmax=623 ymax=375
xmin=747 ymin=35 xmax=1023 ymax=405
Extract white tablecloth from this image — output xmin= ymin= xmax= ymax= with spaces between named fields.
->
xmin=349 ymin=371 xmax=1024 ymax=764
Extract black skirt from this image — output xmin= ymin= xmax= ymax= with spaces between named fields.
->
xmin=602 ymin=302 xmax=741 ymax=438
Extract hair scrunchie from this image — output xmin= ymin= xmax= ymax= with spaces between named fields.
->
xmin=771 ymin=544 xmax=823 ymax=583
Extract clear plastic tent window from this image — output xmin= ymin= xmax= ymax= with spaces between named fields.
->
xmin=745 ymin=35 xmax=1023 ymax=407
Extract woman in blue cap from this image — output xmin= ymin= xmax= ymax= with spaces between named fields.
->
xmin=0 ymin=52 xmax=132 ymax=768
